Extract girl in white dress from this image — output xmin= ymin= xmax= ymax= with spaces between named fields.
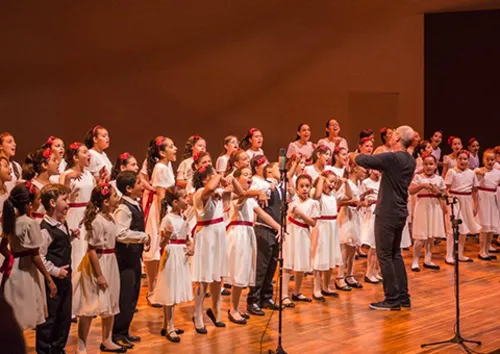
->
xmin=317 ymin=118 xmax=349 ymax=157
xmin=413 ymin=140 xmax=433 ymax=174
xmin=224 ymin=149 xmax=250 ymax=177
xmin=22 ymin=148 xmax=61 ymax=222
xmin=110 ymin=152 xmax=139 ymax=199
xmin=215 ymin=136 xmax=238 ymax=174
xmin=444 ymin=149 xmax=479 ymax=264
xmin=304 ymin=146 xmax=332 ymax=182
xmin=336 ymin=164 xmax=368 ymax=291
xmin=154 ymin=186 xmax=193 ymax=343
xmin=186 ymin=152 xmax=212 ymax=195
xmin=282 ymin=174 xmax=319 ymax=306
xmin=176 ymin=135 xmax=206 ymax=188
xmin=226 ymin=167 xmax=279 ymax=324
xmin=240 ymin=128 xmax=265 ymax=160
xmin=74 ymin=184 xmax=149 ymax=353
xmin=191 ymin=165 xmax=232 ymax=333
xmin=329 ymin=146 xmax=348 ymax=179
xmin=143 ymin=136 xmax=177 ymax=306
xmin=360 ymin=169 xmax=382 ymax=283
xmin=474 ymin=149 xmax=500 ymax=260
xmin=373 ymin=127 xmax=394 ymax=155
xmin=84 ymin=125 xmax=112 ymax=180
xmin=44 ymin=136 xmax=67 ymax=183
xmin=0 ymin=183 xmax=57 ymax=330
xmin=0 ymin=132 xmax=22 ymax=193
xmin=59 ymin=142 xmax=96 ymax=276
xmin=311 ymin=171 xmax=348 ymax=301
xmin=468 ymin=137 xmax=480 ymax=170
xmin=442 ymin=136 xmax=463 ymax=178
xmin=410 ymin=154 xmax=446 ymax=271
xmin=286 ymin=124 xmax=316 ymax=162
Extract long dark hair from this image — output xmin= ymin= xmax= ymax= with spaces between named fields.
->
xmin=182 ymin=135 xmax=204 ymax=160
xmin=83 ymin=183 xmax=112 ymax=233
xmin=65 ymin=142 xmax=84 ymax=169
xmin=146 ymin=136 xmax=166 ymax=179
xmin=84 ymin=125 xmax=105 ymax=149
xmin=295 ymin=123 xmax=307 ymax=140
xmin=413 ymin=140 xmax=430 ymax=159
xmin=2 ymin=183 xmax=37 ymax=235
xmin=380 ymin=127 xmax=390 ymax=145
xmin=22 ymin=148 xmax=52 ymax=181
xmin=160 ymin=186 xmax=185 ymax=220
xmin=240 ymin=128 xmax=259 ymax=151
xmin=193 ymin=165 xmax=214 ymax=190
xmin=111 ymin=152 xmax=134 ymax=180
xmin=359 ymin=129 xmax=373 ymax=140
xmin=224 ymin=149 xmax=247 ymax=177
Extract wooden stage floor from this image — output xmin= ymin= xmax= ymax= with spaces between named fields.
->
xmin=25 ymin=241 xmax=500 ymax=354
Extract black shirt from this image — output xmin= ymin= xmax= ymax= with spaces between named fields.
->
xmin=355 ymin=151 xmax=416 ymax=218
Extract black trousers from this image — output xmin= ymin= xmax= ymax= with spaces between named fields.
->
xmin=113 ymin=242 xmax=143 ymax=337
xmin=36 ymin=275 xmax=72 ymax=354
xmin=247 ymin=225 xmax=279 ymax=306
xmin=374 ymin=215 xmax=410 ymax=304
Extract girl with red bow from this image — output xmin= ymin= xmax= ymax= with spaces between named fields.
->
xmin=176 ymin=134 xmax=206 ymax=188
xmin=442 ymin=136 xmax=463 ymax=178
xmin=110 ymin=152 xmax=139 ymax=199
xmin=240 ymin=128 xmax=264 ymax=160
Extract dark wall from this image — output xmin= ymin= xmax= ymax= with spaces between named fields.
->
xmin=425 ymin=9 xmax=500 ymax=155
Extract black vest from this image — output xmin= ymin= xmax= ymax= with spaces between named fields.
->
xmin=120 ymin=198 xmax=145 ymax=232
xmin=40 ymin=219 xmax=72 ymax=271
xmin=256 ymin=182 xmax=282 ymax=226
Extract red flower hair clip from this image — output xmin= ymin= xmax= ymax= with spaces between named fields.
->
xmin=69 ymin=142 xmax=81 ymax=151
xmin=447 ymin=136 xmax=457 ymax=146
xmin=25 ymin=181 xmax=36 ymax=195
xmin=120 ymin=152 xmax=130 ymax=162
xmin=192 ymin=134 xmax=201 ymax=141
xmin=256 ymin=156 xmax=267 ymax=166
xmin=42 ymin=148 xmax=51 ymax=159
xmin=380 ymin=127 xmax=388 ymax=134
xmin=360 ymin=137 xmax=371 ymax=145
xmin=155 ymin=136 xmax=164 ymax=147
xmin=198 ymin=165 xmax=207 ymax=174
xmin=100 ymin=182 xmax=111 ymax=197
xmin=46 ymin=136 xmax=55 ymax=147
xmin=248 ymin=128 xmax=258 ymax=136
xmin=318 ymin=145 xmax=329 ymax=153
xmin=333 ymin=146 xmax=345 ymax=154
xmin=193 ymin=152 xmax=201 ymax=162
xmin=468 ymin=137 xmax=477 ymax=145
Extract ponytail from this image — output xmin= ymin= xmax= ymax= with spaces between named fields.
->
xmin=146 ymin=136 xmax=166 ymax=179
xmin=84 ymin=125 xmax=104 ymax=149
xmin=83 ymin=183 xmax=111 ymax=232
xmin=22 ymin=148 xmax=51 ymax=181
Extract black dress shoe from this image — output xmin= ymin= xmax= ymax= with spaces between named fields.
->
xmin=400 ymin=299 xmax=411 ymax=309
xmin=240 ymin=312 xmax=251 ymax=320
xmin=335 ymin=279 xmax=352 ymax=292
xmin=345 ymin=277 xmax=363 ymax=289
xmin=411 ymin=267 xmax=420 ymax=272
xmin=423 ymin=263 xmax=440 ymax=270
xmin=125 ymin=334 xmax=141 ymax=342
xmin=228 ymin=310 xmax=247 ymax=325
xmin=161 ymin=328 xmax=180 ymax=343
xmin=71 ymin=317 xmax=77 ymax=324
xmin=100 ymin=344 xmax=127 ymax=353
xmin=458 ymin=258 xmax=473 ymax=263
xmin=478 ymin=255 xmax=492 ymax=261
xmin=312 ymin=294 xmax=326 ymax=302
xmin=490 ymin=255 xmax=498 ymax=260
xmin=321 ymin=290 xmax=339 ymax=298
xmin=369 ymin=301 xmax=401 ymax=311
xmin=291 ymin=293 xmax=312 ymax=302
xmin=206 ymin=308 xmax=226 ymax=327
xmin=175 ymin=328 xmax=184 ymax=335
xmin=247 ymin=303 xmax=265 ymax=316
xmin=223 ymin=283 xmax=232 ymax=289
xmin=112 ymin=336 xmax=133 ymax=349
xmin=489 ymin=248 xmax=500 ymax=253
xmin=261 ymin=300 xmax=280 ymax=310
xmin=364 ymin=276 xmax=380 ymax=283
xmin=192 ymin=317 xmax=207 ymax=334
xmin=221 ymin=289 xmax=231 ymax=296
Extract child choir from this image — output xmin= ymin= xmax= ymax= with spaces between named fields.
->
xmin=0 ymin=121 xmax=499 ymax=353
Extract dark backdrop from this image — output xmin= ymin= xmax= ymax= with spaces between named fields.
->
xmin=425 ymin=9 xmax=500 ymax=156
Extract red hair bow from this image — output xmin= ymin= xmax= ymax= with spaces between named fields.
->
xmin=447 ymin=136 xmax=456 ymax=146
xmin=69 ymin=142 xmax=80 ymax=151
xmin=155 ymin=136 xmax=164 ymax=147
xmin=333 ymin=146 xmax=344 ymax=154
xmin=25 ymin=181 xmax=36 ymax=195
xmin=193 ymin=152 xmax=201 ymax=162
xmin=100 ymin=182 xmax=111 ymax=197
xmin=256 ymin=156 xmax=267 ymax=166
xmin=42 ymin=148 xmax=51 ymax=159
xmin=192 ymin=134 xmax=201 ymax=141
xmin=318 ymin=145 xmax=329 ymax=152
xmin=46 ymin=136 xmax=55 ymax=147
xmin=248 ymin=128 xmax=258 ymax=136
xmin=360 ymin=137 xmax=371 ymax=145
xmin=120 ymin=152 xmax=130 ymax=161
xmin=468 ymin=137 xmax=477 ymax=145
xmin=380 ymin=127 xmax=388 ymax=134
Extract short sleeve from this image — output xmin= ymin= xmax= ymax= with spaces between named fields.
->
xmin=437 ymin=176 xmax=447 ymax=191
xmin=472 ymin=171 xmax=479 ymax=187
xmin=159 ymin=215 xmax=172 ymax=233
xmin=248 ymin=197 xmax=259 ymax=211
xmin=20 ymin=218 xmax=44 ymax=249
xmin=215 ymin=156 xmax=227 ymax=174
xmin=176 ymin=159 xmax=192 ymax=181
xmin=152 ymin=164 xmax=175 ymax=189
xmin=411 ymin=174 xmax=422 ymax=186
xmin=309 ymin=200 xmax=320 ymax=218
xmin=88 ymin=217 xmax=105 ymax=248
xmin=340 ymin=138 xmax=348 ymax=151
xmin=286 ymin=142 xmax=296 ymax=158
xmin=443 ymin=155 xmax=450 ymax=166
xmin=444 ymin=169 xmax=454 ymax=186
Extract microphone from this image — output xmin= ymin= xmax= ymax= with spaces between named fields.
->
xmin=278 ymin=148 xmax=287 ymax=172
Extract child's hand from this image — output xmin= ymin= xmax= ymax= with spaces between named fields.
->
xmin=57 ymin=265 xmax=70 ymax=279
xmin=144 ymin=234 xmax=151 ymax=252
xmin=71 ymin=229 xmax=80 ymax=240
xmin=185 ymin=245 xmax=194 ymax=257
xmin=48 ymin=279 xmax=57 ymax=298
xmin=97 ymin=275 xmax=108 ymax=291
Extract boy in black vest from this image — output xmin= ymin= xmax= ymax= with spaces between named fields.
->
xmin=112 ymin=171 xmax=150 ymax=349
xmin=36 ymin=184 xmax=73 ymax=354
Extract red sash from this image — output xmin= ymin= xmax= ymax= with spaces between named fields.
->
xmin=143 ymin=190 xmax=156 ymax=224
xmin=317 ymin=215 xmax=337 ymax=220
xmin=226 ymin=220 xmax=254 ymax=230
xmin=95 ymin=248 xmax=115 ymax=255
xmin=477 ymin=186 xmax=497 ymax=193
xmin=192 ymin=217 xmax=225 ymax=237
xmin=0 ymin=249 xmax=38 ymax=287
xmin=449 ymin=190 xmax=471 ymax=196
xmin=288 ymin=217 xmax=309 ymax=229
xmin=69 ymin=202 xmax=88 ymax=208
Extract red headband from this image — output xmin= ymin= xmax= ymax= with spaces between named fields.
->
xmin=120 ymin=152 xmax=130 ymax=162
xmin=447 ymin=136 xmax=458 ymax=146
xmin=360 ymin=137 xmax=371 ymax=145
xmin=42 ymin=148 xmax=51 ymax=159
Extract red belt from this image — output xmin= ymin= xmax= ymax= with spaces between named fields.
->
xmin=32 ymin=212 xmax=45 ymax=219
xmin=143 ymin=190 xmax=156 ymax=224
xmin=317 ymin=215 xmax=337 ymax=220
xmin=69 ymin=202 xmax=88 ymax=208
xmin=170 ymin=239 xmax=187 ymax=245
xmin=449 ymin=190 xmax=471 ymax=196
xmin=1 ymin=249 xmax=38 ymax=287
xmin=478 ymin=187 xmax=497 ymax=193
xmin=417 ymin=194 xmax=440 ymax=199
xmin=192 ymin=217 xmax=225 ymax=236
xmin=288 ymin=217 xmax=309 ymax=229
xmin=226 ymin=220 xmax=254 ymax=230
xmin=94 ymin=248 xmax=115 ymax=255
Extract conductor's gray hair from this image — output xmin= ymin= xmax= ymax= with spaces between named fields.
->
xmin=396 ymin=126 xmax=415 ymax=149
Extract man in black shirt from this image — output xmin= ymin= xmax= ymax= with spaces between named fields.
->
xmin=355 ymin=125 xmax=416 ymax=311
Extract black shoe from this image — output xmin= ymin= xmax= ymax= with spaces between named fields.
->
xmin=458 ymin=258 xmax=473 ymax=263
xmin=335 ymin=278 xmax=352 ymax=292
xmin=206 ymin=308 xmax=226 ymax=327
xmin=261 ymin=299 xmax=280 ymax=310
xmin=400 ymin=299 xmax=411 ymax=309
xmin=345 ymin=276 xmax=363 ymax=289
xmin=490 ymin=255 xmax=498 ymax=260
xmin=205 ymin=292 xmax=211 ymax=298
xmin=411 ymin=267 xmax=420 ymax=272
xmin=112 ymin=336 xmax=134 ymax=349
xmin=223 ymin=283 xmax=232 ymax=289
xmin=125 ymin=334 xmax=141 ymax=342
xmin=247 ymin=303 xmax=265 ymax=316
xmin=291 ymin=293 xmax=312 ymax=302
xmin=221 ymin=289 xmax=231 ymax=296
xmin=240 ymin=312 xmax=251 ymax=320
xmin=192 ymin=316 xmax=207 ymax=334
xmin=479 ymin=255 xmax=492 ymax=261
xmin=100 ymin=344 xmax=127 ymax=353
xmin=423 ymin=263 xmax=440 ymax=270
xmin=312 ymin=294 xmax=326 ymax=302
xmin=141 ymin=273 xmax=147 ymax=279
xmin=71 ymin=317 xmax=77 ymax=324
xmin=290 ymin=275 xmax=295 ymax=281
xmin=321 ymin=290 xmax=339 ymax=298
xmin=161 ymin=328 xmax=180 ymax=343
xmin=175 ymin=328 xmax=184 ymax=335
xmin=369 ymin=301 xmax=401 ymax=311
xmin=364 ymin=276 xmax=380 ymax=283
xmin=228 ymin=310 xmax=247 ymax=325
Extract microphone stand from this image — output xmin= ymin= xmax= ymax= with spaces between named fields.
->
xmin=420 ymin=196 xmax=481 ymax=353
xmin=269 ymin=168 xmax=288 ymax=354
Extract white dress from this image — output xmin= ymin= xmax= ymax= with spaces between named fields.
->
xmin=176 ymin=157 xmax=194 ymax=182
xmin=338 ymin=180 xmax=361 ymax=247
xmin=286 ymin=141 xmax=315 ymax=160
xmin=192 ymin=189 xmax=227 ymax=283
xmin=443 ymin=155 xmax=457 ymax=171
xmin=226 ymin=198 xmax=258 ymax=287
xmin=444 ymin=168 xmax=480 ymax=235
xmin=328 ymin=166 xmax=345 ymax=179
xmin=284 ymin=198 xmax=320 ymax=272
xmin=317 ymin=137 xmax=348 ymax=153
xmin=88 ymin=149 xmax=113 ymax=177
xmin=143 ymin=162 xmax=175 ymax=262
xmin=73 ymin=214 xmax=120 ymax=317
xmin=360 ymin=178 xmax=380 ymax=248
xmin=312 ymin=193 xmax=342 ymax=270
xmin=246 ymin=148 xmax=264 ymax=160
xmin=0 ymin=193 xmax=7 ymax=265
xmin=153 ymin=213 xmax=193 ymax=306
xmin=2 ymin=215 xmax=47 ymax=329
xmin=475 ymin=169 xmax=500 ymax=233
xmin=304 ymin=165 xmax=324 ymax=183
xmin=411 ymin=174 xmax=446 ymax=240
xmin=215 ymin=155 xmax=229 ymax=174
xmin=65 ymin=169 xmax=95 ymax=272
